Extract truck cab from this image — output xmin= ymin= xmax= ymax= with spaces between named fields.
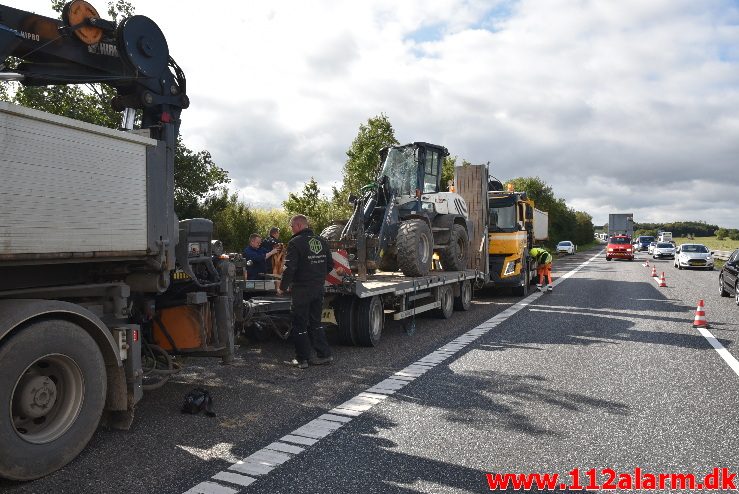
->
xmin=606 ymin=235 xmax=634 ymax=261
xmin=486 ymin=182 xmax=547 ymax=296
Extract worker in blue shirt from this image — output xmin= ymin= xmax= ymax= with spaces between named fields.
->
xmin=243 ymin=233 xmax=280 ymax=280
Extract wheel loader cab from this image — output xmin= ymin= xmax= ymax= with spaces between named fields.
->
xmin=379 ymin=142 xmax=448 ymax=210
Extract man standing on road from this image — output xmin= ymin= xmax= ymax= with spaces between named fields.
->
xmin=529 ymin=246 xmax=553 ymax=292
xmin=276 ymin=215 xmax=334 ymax=369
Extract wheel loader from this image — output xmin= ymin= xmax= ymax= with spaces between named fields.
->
xmin=322 ymin=142 xmax=473 ymax=278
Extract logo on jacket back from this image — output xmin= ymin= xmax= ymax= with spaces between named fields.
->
xmin=309 ymin=237 xmax=323 ymax=254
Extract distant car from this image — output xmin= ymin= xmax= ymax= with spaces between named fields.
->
xmin=719 ymin=248 xmax=739 ymax=306
xmin=606 ymin=235 xmax=634 ymax=261
xmin=634 ymin=236 xmax=655 ymax=251
xmin=674 ymin=244 xmax=714 ymax=270
xmin=647 ymin=241 xmax=658 ymax=255
xmin=652 ymin=242 xmax=676 ymax=259
xmin=556 ymin=241 xmax=576 ymax=255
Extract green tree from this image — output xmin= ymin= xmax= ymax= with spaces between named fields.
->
xmin=197 ymin=190 xmax=256 ymax=253
xmin=283 ymin=178 xmax=341 ymax=234
xmin=505 ymin=176 xmax=584 ymax=244
xmin=715 ymin=228 xmax=728 ymax=240
xmin=252 ymin=208 xmax=291 ymax=244
xmin=341 ymin=114 xmax=399 ymax=196
xmin=174 ymin=137 xmax=230 ymax=219
xmin=574 ymin=211 xmax=594 ymax=245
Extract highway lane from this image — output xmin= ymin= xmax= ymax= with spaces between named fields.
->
xmin=181 ymin=250 xmax=739 ymax=493
xmin=3 ymin=247 xmax=737 ymax=493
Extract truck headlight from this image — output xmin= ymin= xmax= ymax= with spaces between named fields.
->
xmin=503 ymin=261 xmax=516 ymax=276
xmin=608 ymin=248 xmax=614 ymax=252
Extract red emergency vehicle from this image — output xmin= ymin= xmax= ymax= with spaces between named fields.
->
xmin=606 ymin=235 xmax=634 ymax=261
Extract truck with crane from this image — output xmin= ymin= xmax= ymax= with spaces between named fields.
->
xmin=0 ymin=1 xmax=242 ymax=480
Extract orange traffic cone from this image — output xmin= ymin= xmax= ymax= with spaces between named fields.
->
xmin=692 ymin=300 xmax=709 ymax=328
xmin=645 ymin=259 xmax=650 ymax=267
xmin=650 ymin=266 xmax=657 ymax=277
xmin=658 ymin=272 xmax=667 ymax=287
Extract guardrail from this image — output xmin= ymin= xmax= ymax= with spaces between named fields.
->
xmin=713 ymin=250 xmax=732 ymax=261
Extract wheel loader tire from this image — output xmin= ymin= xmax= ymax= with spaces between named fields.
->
xmin=355 ymin=296 xmax=384 ymax=347
xmin=397 ymin=219 xmax=433 ymax=277
xmin=439 ymin=223 xmax=469 ymax=271
xmin=0 ymin=320 xmax=106 ymax=481
xmin=320 ymin=224 xmax=345 ymax=241
xmin=378 ymin=254 xmax=398 ymax=272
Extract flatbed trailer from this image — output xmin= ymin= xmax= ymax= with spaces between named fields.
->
xmin=237 ymin=268 xmax=478 ymax=347
xmin=322 ymin=268 xmax=478 ymax=346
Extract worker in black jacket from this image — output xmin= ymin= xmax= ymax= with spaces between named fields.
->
xmin=276 ymin=215 xmax=334 ymax=369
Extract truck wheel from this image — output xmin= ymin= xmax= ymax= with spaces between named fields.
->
xmin=334 ymin=296 xmax=358 ymax=345
xmin=0 ymin=320 xmax=106 ymax=481
xmin=355 ymin=296 xmax=384 ymax=347
xmin=439 ymin=224 xmax=469 ymax=271
xmin=397 ymin=220 xmax=433 ymax=277
xmin=512 ymin=259 xmax=529 ymax=297
xmin=320 ymin=223 xmax=345 ymax=241
xmin=454 ymin=280 xmax=472 ymax=311
xmin=378 ymin=254 xmax=398 ymax=272
xmin=434 ymin=285 xmax=454 ymax=319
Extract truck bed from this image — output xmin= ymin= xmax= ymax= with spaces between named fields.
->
xmin=240 ymin=270 xmax=478 ymax=298
xmin=0 ymin=102 xmax=156 ymax=261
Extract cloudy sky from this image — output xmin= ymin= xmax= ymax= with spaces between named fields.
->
xmin=22 ymin=0 xmax=739 ymax=228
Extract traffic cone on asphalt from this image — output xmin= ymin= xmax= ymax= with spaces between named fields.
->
xmin=658 ymin=272 xmax=667 ymax=287
xmin=645 ymin=259 xmax=650 ymax=268
xmin=692 ymin=300 xmax=709 ymax=328
xmin=651 ymin=266 xmax=657 ymax=277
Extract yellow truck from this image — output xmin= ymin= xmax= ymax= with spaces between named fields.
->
xmin=456 ymin=166 xmax=548 ymax=297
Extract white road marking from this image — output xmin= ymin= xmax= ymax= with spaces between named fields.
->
xmin=182 ymin=251 xmax=602 ymax=493
xmin=696 ymin=326 xmax=739 ymax=377
xmin=184 ymin=481 xmax=239 ymax=494
xmin=212 ymin=472 xmax=256 ymax=487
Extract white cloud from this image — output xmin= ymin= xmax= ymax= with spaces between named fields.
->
xmin=16 ymin=0 xmax=739 ymax=227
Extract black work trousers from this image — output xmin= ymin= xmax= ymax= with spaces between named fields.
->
xmin=291 ymin=285 xmax=331 ymax=362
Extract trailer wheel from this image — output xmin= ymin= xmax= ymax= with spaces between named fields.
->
xmin=434 ymin=285 xmax=454 ymax=319
xmin=334 ymin=296 xmax=358 ymax=345
xmin=0 ymin=320 xmax=106 ymax=481
xmin=439 ymin=224 xmax=469 ymax=271
xmin=355 ymin=296 xmax=384 ymax=347
xmin=454 ymin=280 xmax=472 ymax=311
xmin=397 ymin=219 xmax=433 ymax=277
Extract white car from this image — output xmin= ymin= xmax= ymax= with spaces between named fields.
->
xmin=556 ymin=240 xmax=576 ymax=255
xmin=652 ymin=242 xmax=676 ymax=259
xmin=647 ymin=241 xmax=658 ymax=255
xmin=674 ymin=243 xmax=714 ymax=270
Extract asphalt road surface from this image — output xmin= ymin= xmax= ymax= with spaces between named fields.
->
xmin=3 ymin=247 xmax=738 ymax=494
